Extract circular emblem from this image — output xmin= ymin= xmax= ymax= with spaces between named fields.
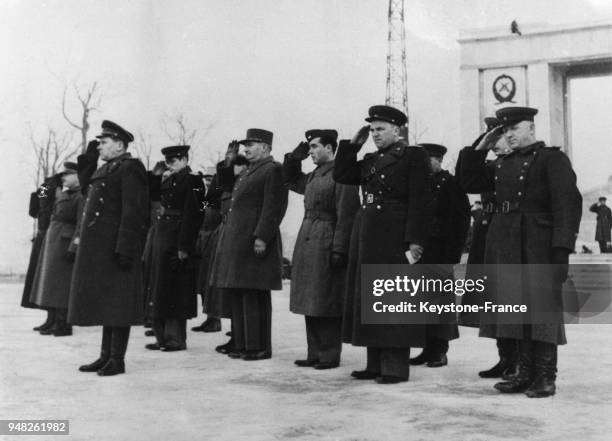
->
xmin=492 ymin=74 xmax=516 ymax=103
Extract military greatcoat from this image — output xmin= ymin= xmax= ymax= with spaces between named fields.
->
xmin=460 ymin=142 xmax=582 ymax=344
xmin=419 ymin=169 xmax=470 ymax=339
xmin=209 ymin=156 xmax=288 ymax=291
xmin=333 ymin=139 xmax=432 ymax=348
xmin=68 ymin=153 xmax=150 ymax=326
xmin=21 ymin=176 xmax=60 ymax=309
xmin=149 ymin=167 xmax=205 ymax=320
xmin=30 ymin=186 xmax=83 ymax=309
xmin=283 ymin=156 xmax=359 ymax=317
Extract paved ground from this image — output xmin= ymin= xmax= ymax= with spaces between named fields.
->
xmin=1 ymin=281 xmax=611 ymax=441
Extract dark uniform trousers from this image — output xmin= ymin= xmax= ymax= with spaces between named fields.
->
xmin=367 ymin=348 xmax=411 ymax=378
xmin=305 ymin=316 xmax=342 ymax=364
xmin=153 ymin=318 xmax=187 ymax=349
xmin=229 ymin=289 xmax=272 ymax=353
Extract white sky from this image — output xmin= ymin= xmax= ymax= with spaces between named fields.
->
xmin=1 ymin=0 xmax=611 ymax=271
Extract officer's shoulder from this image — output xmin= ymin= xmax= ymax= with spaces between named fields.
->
xmin=539 ymin=145 xmax=571 ymax=161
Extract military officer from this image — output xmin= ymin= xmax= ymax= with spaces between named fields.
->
xmin=283 ymin=129 xmax=359 ymax=369
xmin=209 ymin=129 xmax=288 ymax=361
xmin=22 ymin=173 xmax=62 ymax=329
xmin=69 ymin=120 xmax=150 ymax=376
xmin=333 ymin=105 xmax=432 ymax=384
xmin=409 ymin=143 xmax=470 ymax=368
xmin=30 ymin=162 xmax=83 ymax=336
xmin=460 ymin=106 xmax=582 ymax=397
xmin=589 ymin=197 xmax=611 ymax=253
xmin=192 ymin=166 xmax=224 ymax=333
xmin=457 ymin=117 xmax=519 ymax=380
xmin=147 ymin=145 xmax=205 ymax=351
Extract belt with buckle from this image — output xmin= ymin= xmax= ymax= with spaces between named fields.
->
xmin=494 ymin=201 xmax=520 ymax=214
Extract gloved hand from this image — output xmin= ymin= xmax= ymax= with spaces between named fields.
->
xmin=330 ymin=252 xmax=348 ymax=269
xmin=292 ymin=142 xmax=310 ymax=160
xmin=64 ymin=250 xmax=76 ymax=263
xmin=551 ymin=247 xmax=570 ymax=283
xmin=350 ymin=125 xmax=370 ymax=149
xmin=86 ymin=140 xmax=100 ymax=160
xmin=116 ymin=253 xmax=134 ymax=271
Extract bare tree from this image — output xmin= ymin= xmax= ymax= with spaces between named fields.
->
xmin=132 ymin=130 xmax=156 ymax=170
xmin=29 ymin=125 xmax=78 ymax=186
xmin=61 ymin=81 xmax=102 ymax=153
xmin=160 ymin=111 xmax=215 ymax=168
xmin=161 ymin=112 xmax=201 ymax=146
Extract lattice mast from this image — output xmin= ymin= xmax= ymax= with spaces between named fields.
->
xmin=385 ymin=0 xmax=409 ymax=139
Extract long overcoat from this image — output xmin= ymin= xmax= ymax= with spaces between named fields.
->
xmin=68 ymin=153 xmax=150 ymax=326
xmin=589 ymin=203 xmax=612 ymax=242
xmin=459 ymin=142 xmax=582 ymax=344
xmin=209 ymin=156 xmax=288 ymax=291
xmin=21 ymin=177 xmax=60 ymax=309
xmin=30 ymin=186 xmax=83 ymax=308
xmin=283 ymin=156 xmax=359 ymax=317
xmin=149 ymin=167 xmax=205 ymax=319
xmin=333 ymin=139 xmax=432 ymax=348
xmin=202 ymin=163 xmax=236 ymax=317
xmin=419 ymin=169 xmax=470 ymax=339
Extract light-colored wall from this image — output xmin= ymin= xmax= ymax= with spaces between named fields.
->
xmin=458 ymin=21 xmax=612 ymax=146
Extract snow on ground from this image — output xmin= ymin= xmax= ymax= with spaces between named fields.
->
xmin=1 ymin=281 xmax=611 ymax=441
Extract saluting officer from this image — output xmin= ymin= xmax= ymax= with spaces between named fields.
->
xmin=209 ymin=129 xmax=288 ymax=360
xmin=69 ymin=120 xmax=150 ymax=376
xmin=22 ymin=173 xmax=62 ymax=329
xmin=460 ymin=106 xmax=582 ymax=397
xmin=283 ymin=129 xmax=359 ymax=369
xmin=409 ymin=143 xmax=470 ymax=368
xmin=457 ymin=117 xmax=519 ymax=380
xmin=589 ymin=197 xmax=612 ymax=253
xmin=146 ymin=145 xmax=205 ymax=351
xmin=334 ymin=105 xmax=432 ymax=384
xmin=30 ymin=162 xmax=83 ymax=337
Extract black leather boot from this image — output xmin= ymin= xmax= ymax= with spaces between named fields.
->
xmin=53 ymin=309 xmax=72 ymax=336
xmin=494 ymin=340 xmax=534 ymax=393
xmin=97 ymin=326 xmax=130 ymax=376
xmin=192 ymin=317 xmax=221 ymax=333
xmin=79 ymin=327 xmax=111 ymax=372
xmin=525 ymin=342 xmax=557 ymax=398
xmin=479 ymin=338 xmax=517 ymax=378
xmin=33 ymin=309 xmax=55 ymax=331
xmin=409 ymin=348 xmax=432 ymax=365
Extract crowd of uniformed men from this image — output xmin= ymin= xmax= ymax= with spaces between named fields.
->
xmin=21 ymin=103 xmax=582 ymax=398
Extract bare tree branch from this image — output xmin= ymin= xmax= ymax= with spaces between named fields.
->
xmin=61 ymin=81 xmax=102 ymax=153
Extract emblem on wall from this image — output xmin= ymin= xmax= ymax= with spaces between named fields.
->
xmin=492 ymin=74 xmax=516 ymax=103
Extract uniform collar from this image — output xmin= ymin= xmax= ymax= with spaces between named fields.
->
xmin=516 ymin=141 xmax=546 ymax=155
xmin=314 ymin=160 xmax=334 ymax=175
